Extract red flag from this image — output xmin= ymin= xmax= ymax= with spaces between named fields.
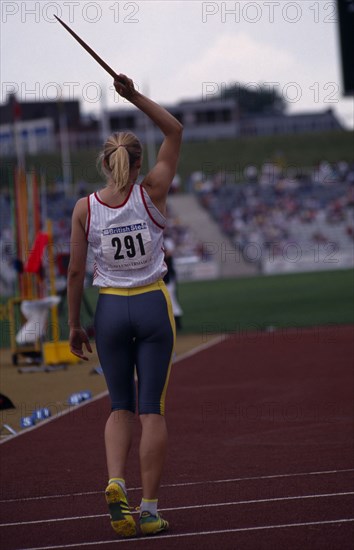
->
xmin=25 ymin=232 xmax=49 ymax=274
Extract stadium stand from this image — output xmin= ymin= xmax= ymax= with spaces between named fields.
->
xmin=1 ymin=161 xmax=353 ymax=294
xmin=193 ymin=161 xmax=354 ymax=273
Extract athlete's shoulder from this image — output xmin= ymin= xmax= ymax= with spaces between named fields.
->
xmin=73 ymin=196 xmax=89 ymax=213
xmin=72 ymin=196 xmax=89 ymax=229
xmin=76 ymin=196 xmax=89 ymax=206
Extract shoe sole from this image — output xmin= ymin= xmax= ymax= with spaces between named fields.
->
xmin=105 ymin=484 xmax=137 ymax=537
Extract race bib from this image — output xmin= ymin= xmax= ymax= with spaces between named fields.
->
xmin=101 ymin=221 xmax=152 ymax=270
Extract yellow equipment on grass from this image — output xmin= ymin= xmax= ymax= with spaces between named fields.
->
xmin=41 ymin=219 xmax=80 ymax=365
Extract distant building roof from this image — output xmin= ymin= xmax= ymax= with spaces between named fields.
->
xmin=0 ymin=94 xmax=81 ymax=131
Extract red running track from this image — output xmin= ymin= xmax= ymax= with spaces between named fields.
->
xmin=0 ymin=325 xmax=353 ymax=550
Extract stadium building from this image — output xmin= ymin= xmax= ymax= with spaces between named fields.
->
xmin=0 ymin=94 xmax=343 ymax=157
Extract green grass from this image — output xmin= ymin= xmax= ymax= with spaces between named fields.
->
xmin=179 ymin=130 xmax=354 ymax=182
xmin=1 ymin=269 xmax=352 ymax=350
xmin=177 ymin=269 xmax=354 ymax=334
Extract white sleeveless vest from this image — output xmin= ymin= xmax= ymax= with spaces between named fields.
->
xmin=86 ymin=184 xmax=167 ymax=288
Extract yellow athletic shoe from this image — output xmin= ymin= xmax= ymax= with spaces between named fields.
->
xmin=139 ymin=511 xmax=169 ymax=536
xmin=105 ymin=482 xmax=136 ymax=537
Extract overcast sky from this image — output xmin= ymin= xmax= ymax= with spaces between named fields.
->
xmin=1 ymin=0 xmax=353 ymax=128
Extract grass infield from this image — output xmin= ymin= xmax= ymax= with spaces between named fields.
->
xmin=0 ymin=269 xmax=353 ymax=349
xmin=177 ymin=269 xmax=354 ymax=334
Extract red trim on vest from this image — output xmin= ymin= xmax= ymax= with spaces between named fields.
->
xmin=94 ymin=185 xmax=134 ymax=208
xmin=140 ymin=186 xmax=165 ymax=229
xmin=85 ymin=195 xmax=91 ymax=241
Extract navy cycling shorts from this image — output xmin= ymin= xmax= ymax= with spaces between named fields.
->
xmin=94 ymin=280 xmax=175 ymax=415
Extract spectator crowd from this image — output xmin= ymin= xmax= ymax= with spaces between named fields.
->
xmin=192 ymin=161 xmax=354 ymax=263
xmin=1 ymin=160 xmax=353 ymax=296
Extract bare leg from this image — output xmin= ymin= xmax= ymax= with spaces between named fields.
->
xmin=105 ymin=410 xmax=135 ymax=479
xmin=139 ymin=414 xmax=168 ymax=499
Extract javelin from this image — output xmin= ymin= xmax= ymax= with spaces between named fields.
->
xmin=54 ymin=15 xmax=124 ymax=83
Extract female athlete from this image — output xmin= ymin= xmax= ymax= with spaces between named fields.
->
xmin=67 ymin=74 xmax=183 ymax=538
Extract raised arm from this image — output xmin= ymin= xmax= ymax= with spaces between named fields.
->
xmin=114 ymin=75 xmax=183 ymax=212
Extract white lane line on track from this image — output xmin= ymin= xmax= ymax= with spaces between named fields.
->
xmin=1 ymin=491 xmax=354 ymax=528
xmin=0 ymin=336 xmax=224 ymax=446
xmin=1 ymin=467 xmax=353 ymax=504
xmin=12 ymin=518 xmax=354 ymax=550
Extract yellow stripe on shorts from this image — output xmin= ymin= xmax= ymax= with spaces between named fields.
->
xmin=100 ymin=279 xmax=166 ymax=296
xmin=158 ymin=282 xmax=176 ymax=416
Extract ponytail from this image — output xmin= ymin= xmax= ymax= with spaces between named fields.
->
xmin=97 ymin=132 xmax=142 ymax=192
xmin=109 ymin=145 xmax=130 ymax=191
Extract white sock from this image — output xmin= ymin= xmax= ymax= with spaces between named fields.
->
xmin=140 ymin=498 xmax=158 ymax=516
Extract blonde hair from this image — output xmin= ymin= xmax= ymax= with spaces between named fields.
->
xmin=98 ymin=131 xmax=142 ymax=192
